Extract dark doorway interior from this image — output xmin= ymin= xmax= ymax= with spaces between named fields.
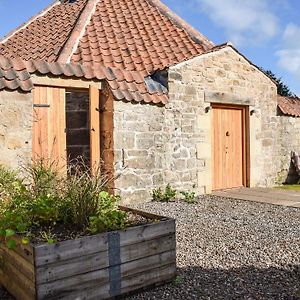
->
xmin=65 ymin=90 xmax=90 ymax=168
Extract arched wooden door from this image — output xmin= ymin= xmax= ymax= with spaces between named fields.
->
xmin=212 ymin=104 xmax=249 ymax=190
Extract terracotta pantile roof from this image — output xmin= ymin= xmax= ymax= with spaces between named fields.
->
xmin=278 ymin=96 xmax=300 ymax=117
xmin=0 ymin=55 xmax=167 ymax=104
xmin=0 ymin=0 xmax=213 ymax=75
xmin=0 ymin=0 xmax=214 ymax=104
xmin=0 ymin=56 xmax=33 ymax=91
xmin=0 ymin=1 xmax=88 ymax=62
xmin=71 ymin=0 xmax=213 ymax=73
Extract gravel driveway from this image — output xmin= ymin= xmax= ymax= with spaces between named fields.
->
xmin=1 ymin=195 xmax=299 ymax=299
xmin=126 ymin=195 xmax=300 ymax=300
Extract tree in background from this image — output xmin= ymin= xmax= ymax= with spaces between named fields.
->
xmin=260 ymin=68 xmax=296 ymax=97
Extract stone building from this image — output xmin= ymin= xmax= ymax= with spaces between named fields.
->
xmin=0 ymin=0 xmax=300 ymax=203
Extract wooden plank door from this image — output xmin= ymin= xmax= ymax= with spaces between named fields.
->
xmin=89 ymin=85 xmax=100 ymax=175
xmin=212 ymin=105 xmax=247 ymax=190
xmin=32 ymin=86 xmax=66 ymax=169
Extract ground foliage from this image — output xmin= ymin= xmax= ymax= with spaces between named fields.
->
xmin=0 ymin=161 xmax=126 ymax=248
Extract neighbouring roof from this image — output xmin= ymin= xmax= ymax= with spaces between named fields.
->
xmin=278 ymin=96 xmax=300 ymax=117
xmin=0 ymin=1 xmax=87 ymax=62
xmin=0 ymin=55 xmax=168 ymax=104
xmin=0 ymin=0 xmax=213 ymax=76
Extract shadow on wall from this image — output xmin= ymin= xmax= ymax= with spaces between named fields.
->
xmin=285 ymin=153 xmax=300 ymax=184
xmin=140 ymin=265 xmax=300 ymax=299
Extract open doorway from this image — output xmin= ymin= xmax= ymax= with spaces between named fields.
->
xmin=65 ymin=89 xmax=90 ymax=169
xmin=32 ymin=84 xmax=103 ymax=175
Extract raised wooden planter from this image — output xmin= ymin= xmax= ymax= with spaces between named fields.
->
xmin=0 ymin=207 xmax=176 ymax=299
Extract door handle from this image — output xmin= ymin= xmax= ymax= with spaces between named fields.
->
xmin=226 ymin=131 xmax=230 ymax=137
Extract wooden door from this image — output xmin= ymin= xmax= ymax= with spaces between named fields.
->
xmin=89 ymin=85 xmax=101 ymax=174
xmin=32 ymin=86 xmax=66 ymax=169
xmin=212 ymin=105 xmax=248 ymax=190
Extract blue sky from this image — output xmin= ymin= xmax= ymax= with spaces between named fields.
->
xmin=0 ymin=0 xmax=299 ymax=95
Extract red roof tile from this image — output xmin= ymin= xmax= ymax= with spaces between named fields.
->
xmin=0 ymin=0 xmax=214 ymax=104
xmin=0 ymin=55 xmax=167 ymax=104
xmin=0 ymin=0 xmax=213 ymax=74
xmin=71 ymin=0 xmax=212 ymax=73
xmin=278 ymin=96 xmax=300 ymax=117
xmin=0 ymin=1 xmax=88 ymax=62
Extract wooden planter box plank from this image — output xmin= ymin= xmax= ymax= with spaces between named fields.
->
xmin=121 ymin=263 xmax=177 ymax=295
xmin=35 ymin=234 xmax=108 ymax=266
xmin=0 ymin=236 xmax=36 ymax=300
xmin=36 ymin=250 xmax=109 ymax=284
xmin=0 ymin=208 xmax=176 ymax=299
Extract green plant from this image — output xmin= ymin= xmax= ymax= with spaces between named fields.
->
xmin=41 ymin=230 xmax=56 ymax=244
xmin=0 ymin=165 xmax=26 ymax=204
xmin=172 ymin=275 xmax=183 ymax=286
xmin=180 ymin=191 xmax=197 ymax=204
xmin=195 ymin=287 xmax=206 ymax=296
xmin=88 ymin=191 xmax=127 ymax=233
xmin=0 ymin=160 xmax=127 ymax=248
xmin=152 ymin=184 xmax=176 ymax=202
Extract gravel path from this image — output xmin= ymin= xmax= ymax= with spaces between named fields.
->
xmin=1 ymin=195 xmax=299 ymax=299
xmin=125 ymin=195 xmax=300 ymax=300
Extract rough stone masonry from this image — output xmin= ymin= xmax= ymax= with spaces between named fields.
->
xmin=114 ymin=47 xmax=300 ymax=203
xmin=0 ymin=90 xmax=32 ymax=170
xmin=0 ymin=47 xmax=299 ymax=204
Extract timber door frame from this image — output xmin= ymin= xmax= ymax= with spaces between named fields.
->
xmin=211 ymin=103 xmax=250 ymax=190
xmin=32 ymin=84 xmax=102 ymax=172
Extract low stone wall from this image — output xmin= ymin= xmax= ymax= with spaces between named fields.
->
xmin=0 ymin=90 xmax=32 ymax=170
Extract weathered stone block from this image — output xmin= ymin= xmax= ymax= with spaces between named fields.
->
xmin=196 ymin=143 xmax=211 ymax=159
xmin=135 ymin=138 xmax=154 ymax=149
xmin=126 ymin=156 xmax=155 ymax=170
xmin=168 ymin=71 xmax=183 ymax=81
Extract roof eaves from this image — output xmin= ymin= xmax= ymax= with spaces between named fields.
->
xmin=57 ymin=0 xmax=99 ymax=63
xmin=278 ymin=95 xmax=300 ymax=117
xmin=147 ymin=0 xmax=214 ymax=50
xmin=0 ymin=1 xmax=59 ymax=44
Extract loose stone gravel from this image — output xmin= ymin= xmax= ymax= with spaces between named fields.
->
xmin=1 ymin=195 xmax=299 ymax=299
xmin=125 ymin=195 xmax=300 ymax=300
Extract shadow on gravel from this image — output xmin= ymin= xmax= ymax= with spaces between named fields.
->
xmin=1 ymin=266 xmax=300 ymax=300
xmin=174 ymin=265 xmax=300 ymax=300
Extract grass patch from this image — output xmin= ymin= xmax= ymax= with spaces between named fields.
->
xmin=275 ymin=184 xmax=300 ymax=191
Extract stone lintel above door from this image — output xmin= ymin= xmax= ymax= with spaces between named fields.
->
xmin=204 ymin=91 xmax=255 ymax=106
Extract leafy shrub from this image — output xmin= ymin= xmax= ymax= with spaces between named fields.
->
xmin=88 ymin=192 xmax=127 ymax=233
xmin=180 ymin=191 xmax=197 ymax=204
xmin=0 ymin=165 xmax=26 ymax=204
xmin=152 ymin=184 xmax=176 ymax=202
xmin=0 ymin=160 xmax=126 ymax=248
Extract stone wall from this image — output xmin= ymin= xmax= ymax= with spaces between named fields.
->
xmin=167 ymin=46 xmax=298 ymax=191
xmin=114 ymin=46 xmax=300 ymax=203
xmin=276 ymin=115 xmax=300 ymax=184
xmin=0 ymin=90 xmax=32 ymax=170
xmin=114 ymin=101 xmax=166 ymax=204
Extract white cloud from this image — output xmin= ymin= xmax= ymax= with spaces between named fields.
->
xmin=197 ymin=0 xmax=279 ymax=46
xmin=276 ymin=23 xmax=300 ymax=73
xmin=276 ymin=23 xmax=300 ymax=96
